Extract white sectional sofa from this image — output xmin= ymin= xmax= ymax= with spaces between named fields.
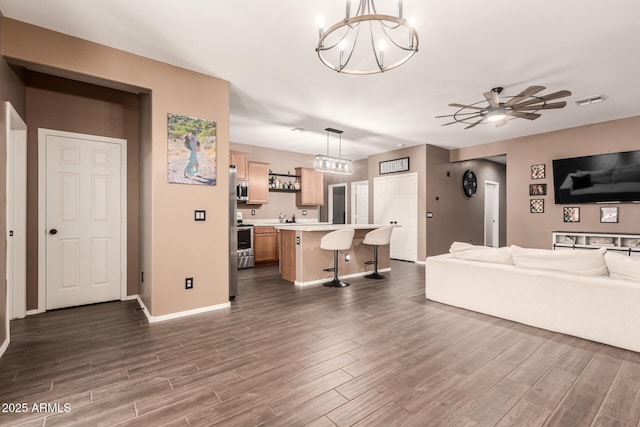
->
xmin=425 ymin=243 xmax=640 ymax=353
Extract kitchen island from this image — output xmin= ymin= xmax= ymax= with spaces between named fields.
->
xmin=274 ymin=224 xmax=391 ymax=286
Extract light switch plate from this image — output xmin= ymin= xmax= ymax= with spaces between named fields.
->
xmin=195 ymin=210 xmax=206 ymax=221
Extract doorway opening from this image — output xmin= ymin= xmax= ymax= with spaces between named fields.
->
xmin=350 ymin=180 xmax=369 ymax=224
xmin=484 ymin=180 xmax=500 ymax=248
xmin=328 ymin=183 xmax=347 ymax=224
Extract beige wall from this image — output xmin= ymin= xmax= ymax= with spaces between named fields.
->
xmin=3 ymin=18 xmax=230 ymax=317
xmin=23 ymin=71 xmax=141 ymax=309
xmin=426 ymin=145 xmax=506 ymax=256
xmin=0 ymin=10 xmax=26 ymax=352
xmin=453 ymin=116 xmax=640 ymax=249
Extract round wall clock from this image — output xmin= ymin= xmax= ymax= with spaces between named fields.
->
xmin=462 ymin=170 xmax=477 ymax=197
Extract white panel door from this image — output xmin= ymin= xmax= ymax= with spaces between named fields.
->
xmin=354 ymin=181 xmax=369 ymax=224
xmin=374 ymin=173 xmax=417 ymax=261
xmin=484 ymin=181 xmax=499 ymax=248
xmin=45 ymin=134 xmax=122 ymax=310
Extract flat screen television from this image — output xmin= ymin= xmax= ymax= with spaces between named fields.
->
xmin=552 ymin=150 xmax=640 ymax=204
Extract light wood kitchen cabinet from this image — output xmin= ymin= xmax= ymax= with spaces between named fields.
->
xmin=295 ymin=167 xmax=324 ymax=206
xmin=230 ymin=150 xmax=249 ymax=182
xmin=254 ymin=226 xmax=278 ymax=264
xmin=247 ymin=161 xmax=269 ymax=204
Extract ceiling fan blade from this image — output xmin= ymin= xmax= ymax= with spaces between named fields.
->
xmin=505 ymin=85 xmax=546 ymax=106
xmin=435 ymin=111 xmax=483 ymax=118
xmin=515 ymin=101 xmax=567 ymax=111
xmin=495 ymin=119 xmax=508 ymax=128
xmin=441 ymin=114 xmax=483 ymax=126
xmin=509 ymin=111 xmax=541 ymax=120
xmin=515 ymin=90 xmax=572 ymax=108
xmin=465 ymin=117 xmax=485 ymax=129
xmin=449 ymin=103 xmax=485 ymax=110
xmin=483 ymin=91 xmax=499 ymax=108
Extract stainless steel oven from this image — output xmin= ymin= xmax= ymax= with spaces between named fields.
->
xmin=237 ymin=225 xmax=254 ymax=269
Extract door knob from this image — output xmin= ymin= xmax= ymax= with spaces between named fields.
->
xmin=49 ymin=229 xmax=58 ymax=235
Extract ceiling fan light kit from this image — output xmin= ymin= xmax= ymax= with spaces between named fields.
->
xmin=316 ymin=0 xmax=419 ymax=75
xmin=438 ymin=86 xmax=572 ymax=129
xmin=314 ymin=128 xmax=353 ymax=175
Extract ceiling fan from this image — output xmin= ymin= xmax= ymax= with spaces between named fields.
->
xmin=437 ymin=86 xmax=572 ymax=129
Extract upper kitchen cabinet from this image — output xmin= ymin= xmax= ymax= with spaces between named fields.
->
xmin=247 ymin=161 xmax=269 ymax=204
xmin=295 ymin=167 xmax=324 ymax=206
xmin=230 ymin=150 xmax=249 ymax=182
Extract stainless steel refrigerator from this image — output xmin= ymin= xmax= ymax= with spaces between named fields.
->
xmin=229 ymin=166 xmax=238 ymax=299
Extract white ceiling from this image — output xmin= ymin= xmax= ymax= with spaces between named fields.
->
xmin=1 ymin=0 xmax=639 ymax=160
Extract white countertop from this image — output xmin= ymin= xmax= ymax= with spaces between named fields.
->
xmin=273 ymin=224 xmax=391 ymax=232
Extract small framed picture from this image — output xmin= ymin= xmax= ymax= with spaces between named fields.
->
xmin=600 ymin=206 xmax=619 ymax=223
xmin=531 ymin=164 xmax=546 ymax=180
xmin=563 ymin=207 xmax=580 ymax=223
xmin=530 ymin=199 xmax=544 ymax=213
xmin=529 ymin=184 xmax=547 ymax=196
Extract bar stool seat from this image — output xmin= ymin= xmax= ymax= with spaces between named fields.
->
xmin=363 ymin=226 xmax=394 ymax=279
xmin=320 ymin=228 xmax=355 ymax=288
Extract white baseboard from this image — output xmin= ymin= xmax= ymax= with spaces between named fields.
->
xmin=0 ymin=336 xmax=9 ymax=359
xmin=135 ymin=296 xmax=230 ymax=323
xmin=415 ymin=260 xmax=426 ymax=265
xmin=123 ymin=294 xmax=139 ymax=301
xmin=294 ymin=268 xmax=392 ymax=287
xmin=26 ymin=308 xmax=44 ymax=316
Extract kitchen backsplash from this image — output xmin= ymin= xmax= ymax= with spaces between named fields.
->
xmin=237 ymin=191 xmax=320 ymax=221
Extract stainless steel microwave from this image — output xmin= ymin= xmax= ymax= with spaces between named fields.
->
xmin=237 ymin=182 xmax=248 ymax=201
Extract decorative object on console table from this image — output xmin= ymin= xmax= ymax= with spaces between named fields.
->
xmin=531 ymin=164 xmax=546 ymax=179
xmin=530 ymin=199 xmax=544 ymax=213
xmin=563 ymin=207 xmax=580 ymax=222
xmin=529 ymin=183 xmax=547 ymax=196
xmin=600 ymin=206 xmax=619 ymax=223
xmin=167 ymin=113 xmax=217 ymax=186
xmin=379 ymin=157 xmax=410 ymax=175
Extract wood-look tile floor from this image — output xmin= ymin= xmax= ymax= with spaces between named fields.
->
xmin=1 ymin=261 xmax=639 ymax=427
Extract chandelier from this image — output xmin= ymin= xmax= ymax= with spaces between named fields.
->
xmin=314 ymin=128 xmax=353 ymax=175
xmin=316 ymin=0 xmax=419 ymax=75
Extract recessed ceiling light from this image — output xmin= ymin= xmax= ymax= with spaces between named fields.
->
xmin=574 ymin=94 xmax=605 ymax=107
xmin=397 ymin=143 xmax=405 ymax=147
xmin=291 ymin=127 xmax=305 ymax=132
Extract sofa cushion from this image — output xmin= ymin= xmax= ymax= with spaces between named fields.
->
xmin=605 ymin=252 xmax=640 ymax=282
xmin=611 ymin=164 xmax=640 ymax=183
xmin=578 ymin=168 xmax=612 ymax=184
xmin=511 ymin=245 xmax=608 ymax=276
xmin=449 ymin=242 xmax=513 ymax=264
xmin=571 ymin=173 xmax=592 ymax=190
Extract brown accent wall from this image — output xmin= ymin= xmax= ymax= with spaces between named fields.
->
xmin=426 ymin=145 xmax=506 ymax=256
xmin=3 ymin=18 xmax=230 ymax=317
xmin=0 ymin=10 xmax=26 ymax=351
xmin=23 ymin=71 xmax=141 ymax=308
xmin=369 ymin=145 xmax=427 ymax=261
xmin=452 ymin=116 xmax=640 ymax=249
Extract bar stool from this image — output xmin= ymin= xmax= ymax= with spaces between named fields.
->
xmin=363 ymin=226 xmax=394 ymax=279
xmin=320 ymin=228 xmax=355 ymax=288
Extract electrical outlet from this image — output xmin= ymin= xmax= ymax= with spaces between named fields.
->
xmin=251 ymin=209 xmax=256 ymax=215
xmin=185 ymin=277 xmax=193 ymax=289
xmin=345 ymin=254 xmax=351 ymax=261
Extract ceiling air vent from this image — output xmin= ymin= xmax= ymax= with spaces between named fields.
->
xmin=574 ymin=94 xmax=605 ymax=107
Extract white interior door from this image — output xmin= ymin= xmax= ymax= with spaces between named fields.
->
xmin=484 ymin=181 xmax=499 ymax=248
xmin=39 ymin=129 xmax=126 ymax=310
xmin=5 ymin=103 xmax=27 ymax=321
xmin=374 ymin=173 xmax=417 ymax=261
xmin=351 ymin=181 xmax=369 ymax=224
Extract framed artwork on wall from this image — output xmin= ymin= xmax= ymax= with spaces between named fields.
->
xmin=529 ymin=183 xmax=547 ymax=196
xmin=531 ymin=164 xmax=546 ymax=179
xmin=600 ymin=206 xmax=619 ymax=223
xmin=167 ymin=113 xmax=217 ymax=186
xmin=563 ymin=207 xmax=580 ymax=223
xmin=530 ymin=199 xmax=544 ymax=213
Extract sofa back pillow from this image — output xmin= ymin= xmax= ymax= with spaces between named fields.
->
xmin=605 ymin=252 xmax=640 ymax=282
xmin=611 ymin=164 xmax=640 ymax=183
xmin=511 ymin=245 xmax=608 ymax=276
xmin=577 ymin=168 xmax=612 ymax=184
xmin=449 ymin=242 xmax=513 ymax=264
